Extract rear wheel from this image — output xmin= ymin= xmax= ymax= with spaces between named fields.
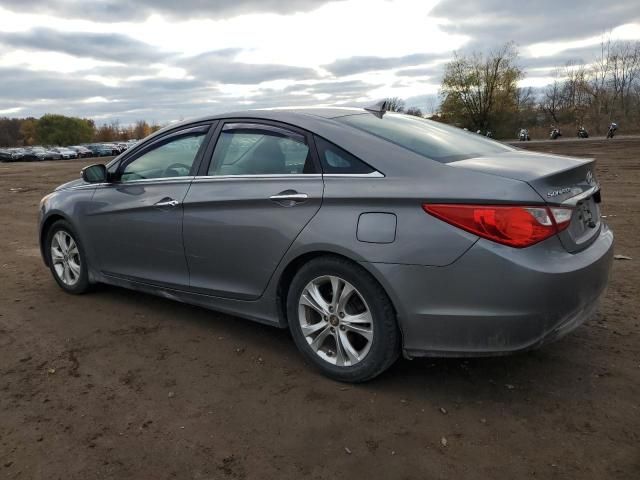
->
xmin=45 ymin=220 xmax=90 ymax=294
xmin=287 ymin=256 xmax=399 ymax=382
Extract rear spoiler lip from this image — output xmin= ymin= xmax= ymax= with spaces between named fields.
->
xmin=560 ymin=185 xmax=600 ymax=206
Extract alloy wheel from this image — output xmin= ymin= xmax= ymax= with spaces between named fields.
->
xmin=50 ymin=230 xmax=82 ymax=286
xmin=297 ymin=275 xmax=374 ymax=367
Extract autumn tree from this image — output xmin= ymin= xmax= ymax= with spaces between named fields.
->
xmin=439 ymin=43 xmax=523 ymax=136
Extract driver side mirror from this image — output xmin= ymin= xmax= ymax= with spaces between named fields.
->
xmin=81 ymin=164 xmax=108 ymax=183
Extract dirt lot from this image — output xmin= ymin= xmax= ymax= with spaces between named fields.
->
xmin=1 ymin=139 xmax=639 ymax=479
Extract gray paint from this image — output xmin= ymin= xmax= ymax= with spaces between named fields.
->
xmin=357 ymin=213 xmax=396 ymax=244
xmin=39 ymin=108 xmax=614 ymax=357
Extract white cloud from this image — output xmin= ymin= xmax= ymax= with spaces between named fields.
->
xmin=527 ymin=22 xmax=640 ymax=57
xmin=0 ymin=49 xmax=120 ymax=73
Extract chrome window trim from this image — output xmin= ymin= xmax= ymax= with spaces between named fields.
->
xmin=324 ymin=172 xmax=385 ymax=178
xmin=192 ymin=171 xmax=384 ymax=182
xmin=193 ymin=174 xmax=322 ymax=181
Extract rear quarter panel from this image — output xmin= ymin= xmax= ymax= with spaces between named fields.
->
xmin=291 ymin=163 xmax=545 ymax=267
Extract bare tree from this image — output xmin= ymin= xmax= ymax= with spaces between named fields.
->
xmin=405 ymin=106 xmax=423 ymax=117
xmin=383 ymin=97 xmax=406 ymax=112
xmin=541 ymin=69 xmax=563 ymax=124
xmin=610 ymin=41 xmax=640 ymax=118
xmin=587 ymin=38 xmax=614 ymax=131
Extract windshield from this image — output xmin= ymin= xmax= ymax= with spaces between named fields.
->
xmin=336 ymin=113 xmax=513 ymax=163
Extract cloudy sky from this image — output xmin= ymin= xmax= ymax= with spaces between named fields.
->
xmin=0 ymin=0 xmax=639 ymax=124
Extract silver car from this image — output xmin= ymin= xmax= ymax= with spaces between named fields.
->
xmin=38 ymin=105 xmax=613 ymax=382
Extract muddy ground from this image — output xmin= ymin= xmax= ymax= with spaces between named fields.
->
xmin=1 ymin=138 xmax=638 ymax=479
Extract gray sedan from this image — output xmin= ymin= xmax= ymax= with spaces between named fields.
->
xmin=37 ymin=105 xmax=613 ymax=382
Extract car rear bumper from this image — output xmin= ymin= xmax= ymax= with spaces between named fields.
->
xmin=363 ymin=225 xmax=614 ymax=358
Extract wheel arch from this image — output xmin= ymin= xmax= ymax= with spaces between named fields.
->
xmin=275 ymin=250 xmax=401 ymax=333
xmin=39 ymin=212 xmax=71 ymax=266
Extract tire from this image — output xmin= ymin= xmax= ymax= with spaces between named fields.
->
xmin=287 ymin=256 xmax=400 ymax=382
xmin=45 ymin=220 xmax=91 ymax=294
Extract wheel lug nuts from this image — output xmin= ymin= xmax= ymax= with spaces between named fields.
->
xmin=340 ymin=325 xmax=345 ymax=331
xmin=330 ymin=327 xmax=335 ymax=332
xmin=329 ymin=306 xmax=334 ymax=312
xmin=339 ymin=312 xmax=345 ymax=318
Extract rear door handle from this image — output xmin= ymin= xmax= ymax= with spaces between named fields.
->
xmin=154 ymin=198 xmax=180 ymax=208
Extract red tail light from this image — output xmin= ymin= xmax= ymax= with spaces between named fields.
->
xmin=422 ymin=204 xmax=573 ymax=248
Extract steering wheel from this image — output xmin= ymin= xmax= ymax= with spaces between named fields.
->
xmin=163 ymin=163 xmax=191 ymax=177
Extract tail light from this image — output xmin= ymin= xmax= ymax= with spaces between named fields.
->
xmin=423 ymin=204 xmax=573 ymax=248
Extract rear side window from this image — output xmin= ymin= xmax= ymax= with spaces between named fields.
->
xmin=314 ymin=136 xmax=375 ymax=174
xmin=336 ymin=113 xmax=513 ymax=163
xmin=209 ymin=124 xmax=316 ymax=175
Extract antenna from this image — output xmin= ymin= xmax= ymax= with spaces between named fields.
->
xmin=364 ymin=99 xmax=389 ymax=119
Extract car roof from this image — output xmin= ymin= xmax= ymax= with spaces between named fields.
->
xmin=155 ymin=107 xmax=366 ymax=135
xmin=120 ymin=107 xmax=441 ymax=177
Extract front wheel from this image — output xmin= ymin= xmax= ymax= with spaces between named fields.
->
xmin=287 ymin=256 xmax=400 ymax=382
xmin=45 ymin=220 xmax=91 ymax=294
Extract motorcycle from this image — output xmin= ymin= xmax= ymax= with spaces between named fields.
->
xmin=607 ymin=122 xmax=617 ymax=138
xmin=550 ymin=127 xmax=562 ymax=140
xmin=519 ymin=128 xmax=530 ymax=141
xmin=577 ymin=126 xmax=589 ymax=138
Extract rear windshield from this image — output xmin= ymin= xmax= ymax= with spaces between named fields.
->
xmin=336 ymin=113 xmax=513 ymax=163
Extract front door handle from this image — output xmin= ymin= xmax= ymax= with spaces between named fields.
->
xmin=155 ymin=198 xmax=180 ymax=208
xmin=269 ymin=193 xmax=309 ymax=202
xmin=269 ymin=191 xmax=309 ymax=206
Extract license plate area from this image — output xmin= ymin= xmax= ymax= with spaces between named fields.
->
xmin=565 ymin=195 xmax=601 ymax=249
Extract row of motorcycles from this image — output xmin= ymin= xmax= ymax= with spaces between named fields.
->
xmin=518 ymin=123 xmax=619 ymax=141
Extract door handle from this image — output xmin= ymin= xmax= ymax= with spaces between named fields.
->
xmin=269 ymin=192 xmax=308 ymax=202
xmin=154 ymin=198 xmax=180 ymax=208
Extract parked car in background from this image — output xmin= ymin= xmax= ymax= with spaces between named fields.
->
xmin=17 ymin=148 xmax=46 ymax=161
xmin=0 ymin=148 xmax=21 ymax=162
xmin=37 ymin=105 xmax=613 ymax=382
xmin=68 ymin=146 xmax=93 ymax=158
xmin=51 ymin=147 xmax=79 ymax=159
xmin=86 ymin=144 xmax=115 ymax=157
xmin=29 ymin=147 xmax=62 ymax=160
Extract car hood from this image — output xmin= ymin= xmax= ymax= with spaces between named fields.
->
xmin=55 ymin=178 xmax=86 ymax=191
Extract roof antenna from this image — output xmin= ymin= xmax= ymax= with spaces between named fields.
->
xmin=364 ymin=99 xmax=389 ymax=119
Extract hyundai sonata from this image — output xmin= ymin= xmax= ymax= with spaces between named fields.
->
xmin=38 ymin=104 xmax=613 ymax=382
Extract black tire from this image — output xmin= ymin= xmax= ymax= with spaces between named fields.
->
xmin=45 ymin=220 xmax=91 ymax=294
xmin=287 ymin=256 xmax=400 ymax=382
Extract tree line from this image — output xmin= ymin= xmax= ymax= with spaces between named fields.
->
xmin=0 ymin=115 xmax=163 ymax=147
xmin=434 ymin=38 xmax=640 ymax=138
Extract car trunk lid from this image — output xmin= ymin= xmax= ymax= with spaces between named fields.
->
xmin=448 ymin=151 xmax=601 ymax=252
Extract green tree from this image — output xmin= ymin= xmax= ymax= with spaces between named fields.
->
xmin=36 ymin=114 xmax=94 ymax=145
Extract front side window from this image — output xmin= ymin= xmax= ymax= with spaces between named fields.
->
xmin=120 ymin=133 xmax=205 ymax=182
xmin=208 ymin=124 xmax=315 ymax=175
